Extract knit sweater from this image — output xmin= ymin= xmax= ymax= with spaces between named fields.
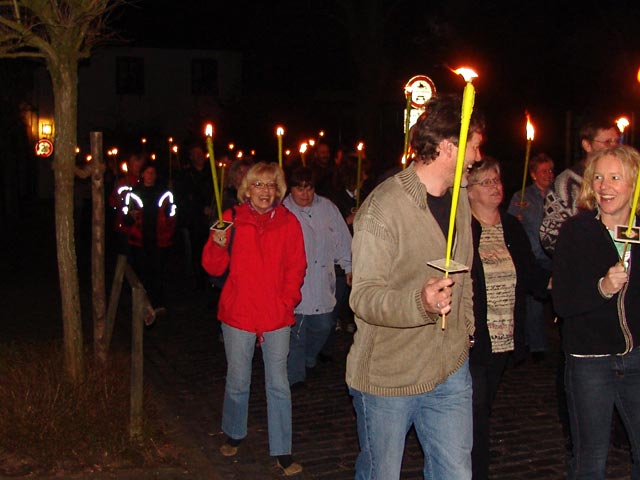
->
xmin=346 ymin=164 xmax=474 ymax=396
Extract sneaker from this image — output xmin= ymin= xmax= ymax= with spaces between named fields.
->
xmin=276 ymin=458 xmax=303 ymax=476
xmin=220 ymin=444 xmax=237 ymax=457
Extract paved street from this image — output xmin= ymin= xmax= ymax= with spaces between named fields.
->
xmin=140 ymin=270 xmax=633 ymax=479
xmin=2 ymin=202 xmax=634 ymax=479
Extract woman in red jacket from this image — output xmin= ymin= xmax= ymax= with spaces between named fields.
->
xmin=202 ymin=162 xmax=306 ymax=476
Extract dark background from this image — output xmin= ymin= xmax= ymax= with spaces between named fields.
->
xmin=110 ymin=0 xmax=640 ymax=186
xmin=2 ymin=0 xmax=640 ymax=208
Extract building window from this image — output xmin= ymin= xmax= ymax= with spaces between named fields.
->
xmin=191 ymin=59 xmax=218 ymax=96
xmin=116 ymin=57 xmax=144 ymax=95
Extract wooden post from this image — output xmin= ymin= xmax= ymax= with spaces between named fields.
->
xmin=130 ymin=285 xmax=145 ymax=441
xmin=91 ymin=131 xmax=107 ymax=364
xmin=104 ymin=254 xmax=127 ymax=355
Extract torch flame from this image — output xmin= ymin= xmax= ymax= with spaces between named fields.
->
xmin=357 ymin=142 xmax=364 ymax=152
xmin=121 ymin=162 xmax=128 ymax=173
xmin=228 ymin=143 xmax=235 ymax=150
xmin=637 ymin=67 xmax=640 ymax=84
xmin=300 ymin=143 xmax=308 ymax=154
xmin=172 ymin=145 xmax=178 ymax=153
xmin=454 ymin=67 xmax=478 ymax=83
xmin=616 ymin=117 xmax=630 ymax=134
xmin=276 ymin=126 xmax=284 ymax=136
xmin=526 ymin=114 xmax=535 ymax=141
xmin=205 ymin=124 xmax=213 ymax=137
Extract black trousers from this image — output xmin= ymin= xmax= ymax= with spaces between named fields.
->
xmin=470 ymin=352 xmax=510 ymax=480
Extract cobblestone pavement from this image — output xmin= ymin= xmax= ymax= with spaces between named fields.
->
xmin=2 ymin=202 xmax=633 ymax=479
xmin=140 ymin=271 xmax=634 ymax=480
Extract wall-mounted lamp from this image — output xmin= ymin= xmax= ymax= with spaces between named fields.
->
xmin=41 ymin=122 xmax=53 ymax=138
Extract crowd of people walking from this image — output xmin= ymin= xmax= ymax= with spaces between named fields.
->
xmin=96 ymin=93 xmax=640 ymax=479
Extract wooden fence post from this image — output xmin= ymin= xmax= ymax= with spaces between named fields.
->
xmin=91 ymin=131 xmax=107 ymax=364
xmin=104 ymin=254 xmax=127 ymax=354
xmin=130 ymin=285 xmax=145 ymax=441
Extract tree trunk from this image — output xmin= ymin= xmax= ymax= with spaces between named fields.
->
xmin=49 ymin=53 xmax=84 ymax=383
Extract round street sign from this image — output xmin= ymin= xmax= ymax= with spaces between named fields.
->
xmin=405 ymin=75 xmax=436 ymax=109
xmin=35 ymin=138 xmax=54 ymax=158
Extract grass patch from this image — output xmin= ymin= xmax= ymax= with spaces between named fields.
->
xmin=0 ymin=342 xmax=180 ymax=477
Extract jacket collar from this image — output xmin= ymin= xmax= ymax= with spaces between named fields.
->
xmin=396 ymin=164 xmax=429 ymax=210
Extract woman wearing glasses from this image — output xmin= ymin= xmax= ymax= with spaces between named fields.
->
xmin=202 ymin=162 xmax=307 ymax=476
xmin=553 ymin=145 xmax=640 ymax=479
xmin=467 ymin=157 xmax=550 ymax=479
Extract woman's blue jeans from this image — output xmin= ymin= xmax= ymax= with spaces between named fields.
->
xmin=565 ymin=348 xmax=640 ymax=479
xmin=221 ymin=323 xmax=292 ymax=456
xmin=288 ymin=312 xmax=334 ymax=384
xmin=349 ymin=360 xmax=473 ymax=480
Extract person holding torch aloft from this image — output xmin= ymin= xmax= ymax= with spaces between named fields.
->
xmin=202 ymin=162 xmax=307 ymax=476
xmin=552 ymin=145 xmax=640 ymax=479
xmin=346 ymin=94 xmax=484 ymax=480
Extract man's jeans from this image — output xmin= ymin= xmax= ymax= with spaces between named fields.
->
xmin=221 ymin=323 xmax=292 ymax=456
xmin=349 ymin=360 xmax=473 ymax=480
xmin=288 ymin=312 xmax=334 ymax=384
xmin=565 ymin=348 xmax=640 ymax=479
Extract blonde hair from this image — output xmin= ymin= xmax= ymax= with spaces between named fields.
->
xmin=578 ymin=145 xmax=640 ymax=211
xmin=237 ymin=162 xmax=287 ymax=203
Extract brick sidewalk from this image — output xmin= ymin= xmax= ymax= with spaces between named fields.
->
xmin=141 ymin=279 xmax=633 ymax=479
xmin=2 ymin=202 xmax=632 ymax=479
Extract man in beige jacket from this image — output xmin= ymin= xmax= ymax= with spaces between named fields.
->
xmin=347 ymin=94 xmax=484 ymax=480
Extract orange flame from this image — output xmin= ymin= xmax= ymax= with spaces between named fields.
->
xmin=357 ymin=142 xmax=364 ymax=152
xmin=637 ymin=67 xmax=640 ymax=84
xmin=300 ymin=142 xmax=308 ymax=154
xmin=453 ymin=67 xmax=478 ymax=83
xmin=276 ymin=126 xmax=284 ymax=136
xmin=526 ymin=114 xmax=535 ymax=141
xmin=205 ymin=124 xmax=213 ymax=137
xmin=616 ymin=117 xmax=630 ymax=134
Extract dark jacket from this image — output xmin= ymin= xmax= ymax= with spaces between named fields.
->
xmin=552 ymin=210 xmax=640 ymax=355
xmin=470 ymin=212 xmax=550 ymax=366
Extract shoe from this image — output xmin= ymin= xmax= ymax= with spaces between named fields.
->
xmin=276 ymin=458 xmax=303 ymax=476
xmin=220 ymin=443 xmax=238 ymax=457
xmin=346 ymin=323 xmax=356 ymax=333
xmin=531 ymin=352 xmax=546 ymax=364
xmin=143 ymin=305 xmax=156 ymax=326
xmin=317 ymin=352 xmax=333 ymax=364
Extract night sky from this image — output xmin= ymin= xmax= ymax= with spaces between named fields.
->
xmin=112 ymin=0 xmax=640 ymax=184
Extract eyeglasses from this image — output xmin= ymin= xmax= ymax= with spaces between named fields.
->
xmin=251 ymin=181 xmax=277 ymax=190
xmin=470 ymin=177 xmax=501 ymax=187
xmin=592 ymin=138 xmax=618 ymax=146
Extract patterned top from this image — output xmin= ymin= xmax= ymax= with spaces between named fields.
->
xmin=478 ymin=222 xmax=517 ymax=353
